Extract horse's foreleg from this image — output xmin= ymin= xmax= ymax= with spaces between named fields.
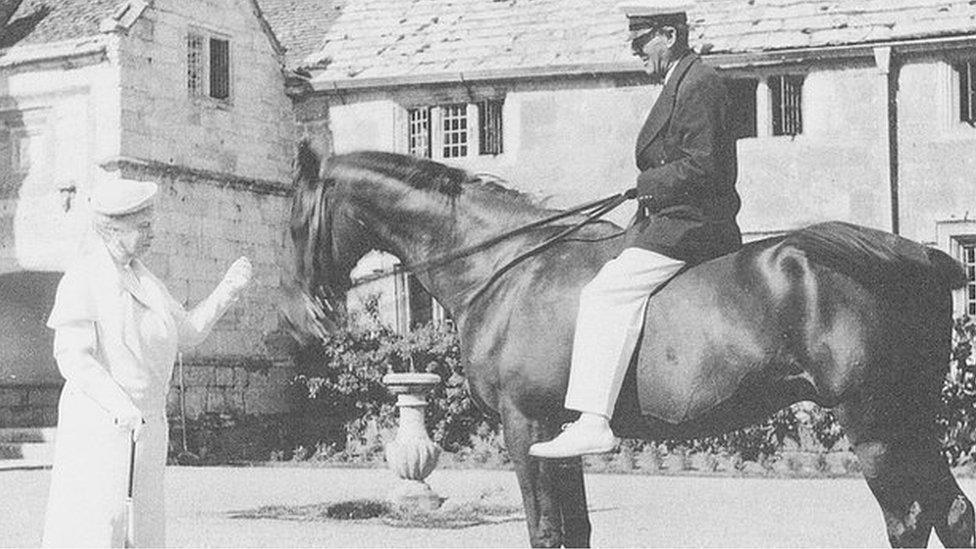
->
xmin=502 ymin=402 xmax=565 ymax=548
xmin=550 ymin=457 xmax=591 ymax=548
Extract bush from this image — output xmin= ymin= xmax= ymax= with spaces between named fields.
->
xmin=292 ymin=302 xmax=497 ymax=456
xmin=939 ymin=315 xmax=976 ymax=465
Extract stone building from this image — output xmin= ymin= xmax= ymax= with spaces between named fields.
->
xmin=281 ymin=0 xmax=976 ymax=325
xmin=0 ymin=0 xmax=297 ymax=431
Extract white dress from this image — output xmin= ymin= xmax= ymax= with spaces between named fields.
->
xmin=41 ymin=240 xmax=197 ymax=548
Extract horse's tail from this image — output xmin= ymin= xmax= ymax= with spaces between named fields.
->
xmin=784 ymin=221 xmax=967 ymax=293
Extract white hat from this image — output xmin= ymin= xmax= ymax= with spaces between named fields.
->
xmin=89 ymin=180 xmax=158 ymax=216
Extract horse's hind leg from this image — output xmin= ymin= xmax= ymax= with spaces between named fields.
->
xmin=837 ymin=405 xmax=974 ymax=547
xmin=934 ymin=475 xmax=975 ymax=547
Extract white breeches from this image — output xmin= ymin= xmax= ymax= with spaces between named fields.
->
xmin=564 ymin=248 xmax=686 ymax=418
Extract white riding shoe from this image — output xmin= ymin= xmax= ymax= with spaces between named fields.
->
xmin=528 ymin=420 xmax=618 ymax=458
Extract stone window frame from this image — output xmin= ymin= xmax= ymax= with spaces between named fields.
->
xmin=186 ymin=26 xmax=234 ymax=107
xmin=952 ymin=58 xmax=976 ymax=126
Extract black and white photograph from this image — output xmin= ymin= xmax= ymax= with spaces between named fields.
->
xmin=2 ymin=0 xmax=976 ymax=547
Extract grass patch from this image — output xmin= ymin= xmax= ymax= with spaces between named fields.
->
xmin=227 ymin=488 xmax=524 ymax=529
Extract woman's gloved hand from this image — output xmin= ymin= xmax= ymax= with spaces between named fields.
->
xmin=217 ymin=257 xmax=253 ymax=299
xmin=112 ymin=402 xmax=145 ymax=441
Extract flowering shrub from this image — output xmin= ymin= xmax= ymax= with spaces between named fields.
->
xmin=938 ymin=315 xmax=976 ymax=465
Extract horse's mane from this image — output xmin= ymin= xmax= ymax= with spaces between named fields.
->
xmin=331 ymin=150 xmax=468 ymax=197
xmin=325 ymin=150 xmax=544 ymax=210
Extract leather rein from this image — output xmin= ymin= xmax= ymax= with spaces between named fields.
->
xmin=340 ymin=191 xmax=632 ymax=305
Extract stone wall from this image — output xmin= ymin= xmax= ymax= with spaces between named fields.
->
xmin=118 ymin=0 xmax=294 ymax=183
xmin=897 ymin=57 xmax=976 ymax=244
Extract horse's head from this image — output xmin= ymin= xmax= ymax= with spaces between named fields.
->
xmin=286 ymin=141 xmax=378 ymax=335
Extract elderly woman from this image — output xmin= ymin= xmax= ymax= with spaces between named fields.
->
xmin=41 ymin=179 xmax=252 ymax=548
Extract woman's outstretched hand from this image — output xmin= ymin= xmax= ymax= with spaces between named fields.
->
xmin=220 ymin=257 xmax=253 ymax=297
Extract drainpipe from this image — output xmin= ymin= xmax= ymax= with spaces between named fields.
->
xmin=874 ymin=46 xmax=899 ymax=234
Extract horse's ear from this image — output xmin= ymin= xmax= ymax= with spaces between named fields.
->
xmin=295 ymin=139 xmax=323 ymax=190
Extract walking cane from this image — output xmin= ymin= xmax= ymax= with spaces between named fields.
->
xmin=124 ymin=430 xmax=136 ymax=548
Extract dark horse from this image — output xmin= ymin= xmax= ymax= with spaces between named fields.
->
xmin=288 ymin=141 xmax=974 ymax=548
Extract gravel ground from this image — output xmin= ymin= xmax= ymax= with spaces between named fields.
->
xmin=2 ymin=466 xmax=970 ymax=547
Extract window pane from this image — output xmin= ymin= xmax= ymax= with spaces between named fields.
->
xmin=963 ymin=244 xmax=976 ymax=316
xmin=771 ymin=74 xmax=803 ymax=136
xmin=187 ymin=34 xmax=205 ymax=96
xmin=478 ymin=99 xmax=504 ymax=155
xmin=959 ymin=61 xmax=976 ymax=124
xmin=408 ymin=107 xmax=432 ymax=158
xmin=442 ymin=104 xmax=468 ymax=158
xmin=726 ymin=78 xmax=758 ymax=140
xmin=408 ymin=274 xmax=433 ymax=328
xmin=209 ymin=38 xmax=230 ymax=100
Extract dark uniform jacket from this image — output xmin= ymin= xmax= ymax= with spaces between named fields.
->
xmin=626 ymin=51 xmax=742 ymax=264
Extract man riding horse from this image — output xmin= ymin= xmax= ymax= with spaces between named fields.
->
xmin=530 ymin=0 xmax=743 ymax=458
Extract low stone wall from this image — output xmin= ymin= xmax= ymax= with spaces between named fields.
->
xmin=0 ymin=354 xmax=296 ymax=428
xmin=165 ymin=355 xmax=296 ymax=419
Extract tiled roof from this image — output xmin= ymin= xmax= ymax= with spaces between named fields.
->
xmin=695 ymin=0 xmax=976 ymax=54
xmin=296 ymin=0 xmax=976 ymax=84
xmin=0 ymin=0 xmax=122 ymax=50
xmin=257 ymin=0 xmax=342 ymax=70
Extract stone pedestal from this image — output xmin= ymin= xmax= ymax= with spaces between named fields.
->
xmin=382 ymin=372 xmax=443 ymax=511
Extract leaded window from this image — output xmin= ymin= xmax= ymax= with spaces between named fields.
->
xmin=771 ymin=74 xmax=804 ymax=136
xmin=963 ymin=243 xmax=976 ymax=316
xmin=187 ymin=34 xmax=206 ymax=97
xmin=187 ymin=31 xmax=232 ymax=102
xmin=408 ymin=108 xmax=432 ymax=158
xmin=478 ymin=99 xmax=504 ymax=155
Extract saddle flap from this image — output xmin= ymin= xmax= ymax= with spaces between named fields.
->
xmin=633 ymin=306 xmax=754 ymax=424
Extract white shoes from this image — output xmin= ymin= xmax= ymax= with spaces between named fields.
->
xmin=528 ymin=418 xmax=618 ymax=458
